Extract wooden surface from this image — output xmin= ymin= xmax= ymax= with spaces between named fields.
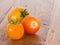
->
xmin=0 ymin=0 xmax=53 ymax=45
xmin=45 ymin=0 xmax=60 ymax=45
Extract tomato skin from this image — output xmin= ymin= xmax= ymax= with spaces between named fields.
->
xmin=6 ymin=23 xmax=24 ymax=40
xmin=8 ymin=7 xmax=23 ymax=23
xmin=22 ymin=15 xmax=40 ymax=34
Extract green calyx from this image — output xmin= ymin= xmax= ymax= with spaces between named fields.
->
xmin=20 ymin=9 xmax=29 ymax=17
xmin=9 ymin=20 xmax=19 ymax=25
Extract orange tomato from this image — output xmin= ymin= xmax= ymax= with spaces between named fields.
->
xmin=8 ymin=7 xmax=29 ymax=24
xmin=6 ymin=23 xmax=24 ymax=40
xmin=22 ymin=15 xmax=40 ymax=34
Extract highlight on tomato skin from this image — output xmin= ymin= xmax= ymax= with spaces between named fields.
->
xmin=6 ymin=23 xmax=24 ymax=40
xmin=22 ymin=15 xmax=40 ymax=34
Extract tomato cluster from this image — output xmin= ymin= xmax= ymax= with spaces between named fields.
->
xmin=6 ymin=7 xmax=40 ymax=40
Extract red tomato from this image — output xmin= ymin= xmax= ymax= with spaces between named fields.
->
xmin=22 ymin=15 xmax=40 ymax=34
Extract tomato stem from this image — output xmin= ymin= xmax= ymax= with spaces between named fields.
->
xmin=20 ymin=9 xmax=29 ymax=17
xmin=9 ymin=20 xmax=19 ymax=25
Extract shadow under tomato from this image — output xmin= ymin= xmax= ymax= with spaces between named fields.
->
xmin=0 ymin=25 xmax=46 ymax=45
xmin=6 ymin=34 xmax=44 ymax=45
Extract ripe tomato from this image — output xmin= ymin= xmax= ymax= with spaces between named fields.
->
xmin=22 ymin=15 xmax=40 ymax=34
xmin=6 ymin=23 xmax=24 ymax=40
xmin=8 ymin=7 xmax=29 ymax=24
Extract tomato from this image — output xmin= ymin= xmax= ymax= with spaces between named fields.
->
xmin=22 ymin=15 xmax=40 ymax=34
xmin=6 ymin=23 xmax=24 ymax=40
xmin=8 ymin=7 xmax=29 ymax=24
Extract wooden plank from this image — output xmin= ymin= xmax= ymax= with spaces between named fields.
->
xmin=45 ymin=0 xmax=60 ymax=45
xmin=0 ymin=0 xmax=15 ymax=23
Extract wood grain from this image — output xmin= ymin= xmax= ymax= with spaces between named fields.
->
xmin=45 ymin=0 xmax=60 ymax=45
